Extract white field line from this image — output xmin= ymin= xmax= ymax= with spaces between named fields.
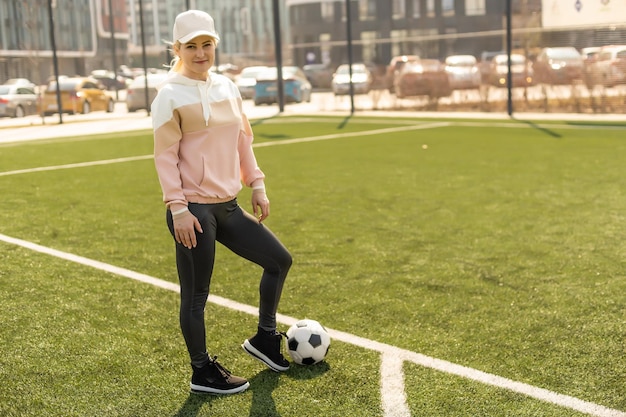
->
xmin=2 ymin=119 xmax=622 ymax=178
xmin=0 ymin=122 xmax=448 ymax=178
xmin=2 ymin=122 xmax=625 ymax=416
xmin=380 ymin=352 xmax=411 ymax=417
xmin=1 ymin=232 xmax=625 ymax=417
xmin=0 ymin=155 xmax=153 ymax=177
xmin=252 ymin=121 xmax=451 ymax=148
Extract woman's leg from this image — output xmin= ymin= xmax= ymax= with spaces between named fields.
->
xmin=167 ymin=205 xmax=218 ymax=367
xmin=215 ymin=200 xmax=292 ymax=331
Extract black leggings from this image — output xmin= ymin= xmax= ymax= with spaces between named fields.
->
xmin=166 ymin=199 xmax=292 ymax=367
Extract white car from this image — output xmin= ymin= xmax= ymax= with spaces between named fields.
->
xmin=588 ymin=45 xmax=626 ymax=87
xmin=0 ymin=84 xmax=39 ymax=118
xmin=332 ymin=63 xmax=373 ymax=95
xmin=444 ymin=55 xmax=481 ymax=90
xmin=235 ymin=66 xmax=268 ymax=99
xmin=125 ymin=72 xmax=169 ymax=112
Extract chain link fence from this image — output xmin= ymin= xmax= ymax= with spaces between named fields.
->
xmin=291 ymin=24 xmax=626 ymax=115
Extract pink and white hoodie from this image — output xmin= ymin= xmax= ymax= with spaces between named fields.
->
xmin=151 ymin=72 xmax=265 ymax=213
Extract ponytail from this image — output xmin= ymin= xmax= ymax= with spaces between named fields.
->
xmin=167 ymin=42 xmax=184 ymax=73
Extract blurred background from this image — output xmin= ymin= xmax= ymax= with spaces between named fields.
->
xmin=1 ymin=0 xmax=625 ymax=115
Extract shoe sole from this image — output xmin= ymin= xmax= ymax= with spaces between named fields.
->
xmin=242 ymin=339 xmax=290 ymax=372
xmin=190 ymin=381 xmax=250 ymax=395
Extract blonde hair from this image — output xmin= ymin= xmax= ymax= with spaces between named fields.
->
xmin=167 ymin=41 xmax=184 ymax=73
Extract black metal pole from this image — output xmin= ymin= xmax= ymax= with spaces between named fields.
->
xmin=109 ymin=0 xmax=119 ymax=101
xmin=345 ymin=0 xmax=354 ymax=114
xmin=272 ymin=0 xmax=284 ymax=112
xmin=47 ymin=0 xmax=62 ymax=124
xmin=506 ymin=0 xmax=513 ymax=116
xmin=138 ymin=0 xmax=150 ymax=115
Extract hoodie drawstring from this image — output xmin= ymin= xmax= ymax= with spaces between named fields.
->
xmin=198 ymin=79 xmax=211 ymax=126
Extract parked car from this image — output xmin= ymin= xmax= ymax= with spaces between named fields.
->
xmin=581 ymin=46 xmax=602 ymax=62
xmin=394 ymin=59 xmax=452 ymax=99
xmin=254 ymin=66 xmax=312 ymax=105
xmin=125 ymin=72 xmax=168 ymax=112
xmin=331 ymin=63 xmax=373 ymax=95
xmin=0 ymin=84 xmax=39 ymax=118
xmin=385 ymin=55 xmax=419 ymax=92
xmin=488 ymin=53 xmax=534 ymax=87
xmin=444 ymin=55 xmax=481 ymax=90
xmin=40 ymin=77 xmax=114 ymax=116
xmin=214 ymin=63 xmax=240 ymax=81
xmin=479 ymin=50 xmax=506 ymax=83
xmin=581 ymin=46 xmax=602 ymax=87
xmin=588 ymin=45 xmax=626 ymax=87
xmin=533 ymin=47 xmax=584 ymax=85
xmin=90 ymin=70 xmax=128 ymax=90
xmin=303 ymin=63 xmax=334 ymax=89
xmin=2 ymin=78 xmax=36 ymax=87
xmin=235 ymin=66 xmax=268 ymax=100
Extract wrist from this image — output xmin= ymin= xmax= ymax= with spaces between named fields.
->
xmin=171 ymin=206 xmax=190 ymax=220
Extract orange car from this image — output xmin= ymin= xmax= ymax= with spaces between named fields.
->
xmin=40 ymin=76 xmax=114 ymax=116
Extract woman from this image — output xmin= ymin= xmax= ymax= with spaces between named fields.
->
xmin=151 ymin=10 xmax=292 ymax=395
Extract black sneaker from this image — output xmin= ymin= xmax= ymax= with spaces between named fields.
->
xmin=242 ymin=328 xmax=290 ymax=372
xmin=190 ymin=356 xmax=250 ymax=395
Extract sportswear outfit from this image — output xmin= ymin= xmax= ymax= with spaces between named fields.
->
xmin=152 ymin=72 xmax=292 ymax=393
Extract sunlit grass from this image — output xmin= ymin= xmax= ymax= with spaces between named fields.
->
xmin=1 ymin=115 xmax=625 ymax=416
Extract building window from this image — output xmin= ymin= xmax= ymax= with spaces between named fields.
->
xmin=321 ymin=1 xmax=334 ymax=23
xmin=320 ymin=33 xmax=331 ymax=64
xmin=466 ymin=0 xmax=486 ymax=16
xmin=359 ymin=0 xmax=376 ymax=21
xmin=392 ymin=0 xmax=406 ymax=19
xmin=361 ymin=31 xmax=377 ymax=63
xmin=390 ymin=29 xmax=409 ymax=57
xmin=426 ymin=0 xmax=435 ymax=17
xmin=443 ymin=0 xmax=455 ymax=16
xmin=412 ymin=0 xmax=420 ymax=18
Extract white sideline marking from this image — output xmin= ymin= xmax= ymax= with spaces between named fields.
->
xmin=1 ymin=232 xmax=625 ymax=417
xmin=253 ymin=121 xmax=451 ymax=148
xmin=0 ymin=122 xmax=448 ymax=178
xmin=380 ymin=352 xmax=411 ymax=417
xmin=0 ymin=155 xmax=153 ymax=177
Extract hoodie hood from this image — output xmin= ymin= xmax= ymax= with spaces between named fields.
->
xmin=158 ymin=72 xmax=214 ymax=125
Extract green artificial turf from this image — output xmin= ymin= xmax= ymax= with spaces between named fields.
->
xmin=0 ymin=115 xmax=624 ymax=416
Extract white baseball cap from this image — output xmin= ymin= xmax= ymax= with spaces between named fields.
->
xmin=173 ymin=10 xmax=220 ymax=44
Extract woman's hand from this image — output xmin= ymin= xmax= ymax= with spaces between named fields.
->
xmin=252 ymin=190 xmax=270 ymax=222
xmin=173 ymin=210 xmax=203 ymax=249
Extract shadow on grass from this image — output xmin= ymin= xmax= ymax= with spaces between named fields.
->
xmin=512 ymin=117 xmax=562 ymax=138
xmin=565 ymin=120 xmax=626 ymax=128
xmin=246 ymin=364 xmax=330 ymax=416
xmin=286 ymin=361 xmax=331 ymax=380
xmin=250 ymin=112 xmax=281 ymax=128
xmin=250 ymin=112 xmax=293 ymax=140
xmin=173 ymin=392 xmax=219 ymax=417
xmin=172 ymin=363 xmax=330 ymax=417
xmin=337 ymin=115 xmax=352 ymax=129
xmin=248 ymin=369 xmax=281 ymax=416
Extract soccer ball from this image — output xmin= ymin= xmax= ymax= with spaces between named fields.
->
xmin=285 ymin=319 xmax=331 ymax=365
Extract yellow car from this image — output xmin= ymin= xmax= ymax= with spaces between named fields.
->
xmin=40 ymin=76 xmax=114 ymax=116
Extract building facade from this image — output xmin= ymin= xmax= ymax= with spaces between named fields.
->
xmin=125 ymin=0 xmax=291 ymax=69
xmin=286 ymin=0 xmax=510 ymax=68
xmin=0 ymin=0 xmax=128 ymax=85
xmin=0 ymin=0 xmax=289 ymax=84
xmin=2 ymin=0 xmax=623 ymax=86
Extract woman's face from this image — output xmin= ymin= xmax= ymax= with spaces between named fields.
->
xmin=175 ymin=35 xmax=216 ymax=80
